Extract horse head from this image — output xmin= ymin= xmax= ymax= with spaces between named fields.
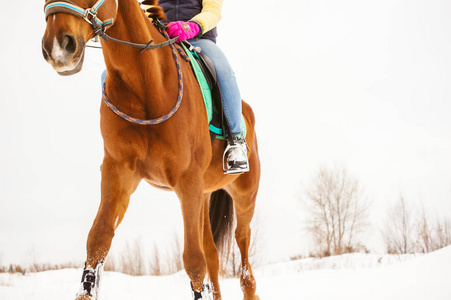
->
xmin=41 ymin=0 xmax=118 ymax=75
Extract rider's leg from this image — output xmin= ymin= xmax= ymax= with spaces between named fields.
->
xmin=188 ymin=38 xmax=242 ymax=135
xmin=188 ymin=38 xmax=249 ymax=174
xmin=101 ymin=69 xmax=107 ymax=87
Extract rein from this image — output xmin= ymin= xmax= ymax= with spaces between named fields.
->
xmin=44 ymin=0 xmax=185 ymax=125
xmin=91 ymin=20 xmax=178 ymax=53
xmin=102 ymin=28 xmax=184 ymax=125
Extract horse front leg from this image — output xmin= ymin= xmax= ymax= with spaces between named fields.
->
xmin=202 ymin=193 xmax=222 ymax=300
xmin=75 ymin=157 xmax=140 ymax=300
xmin=174 ymin=174 xmax=208 ymax=299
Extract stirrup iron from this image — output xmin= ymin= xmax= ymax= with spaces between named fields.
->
xmin=222 ymin=135 xmax=250 ymax=174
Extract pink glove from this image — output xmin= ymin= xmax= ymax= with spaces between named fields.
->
xmin=167 ymin=21 xmax=200 ymax=42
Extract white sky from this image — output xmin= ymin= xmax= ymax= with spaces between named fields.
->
xmin=1 ymin=0 xmax=451 ymax=266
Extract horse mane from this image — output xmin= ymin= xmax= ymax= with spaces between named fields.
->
xmin=141 ymin=0 xmax=166 ymax=21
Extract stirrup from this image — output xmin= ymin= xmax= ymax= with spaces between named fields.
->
xmin=222 ymin=143 xmax=249 ymax=175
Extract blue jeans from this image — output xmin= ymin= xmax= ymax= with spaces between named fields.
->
xmin=188 ymin=38 xmax=242 ymax=135
xmin=100 ymin=39 xmax=242 ymax=134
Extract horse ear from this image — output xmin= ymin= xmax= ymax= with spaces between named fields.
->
xmin=141 ymin=0 xmax=166 ymax=21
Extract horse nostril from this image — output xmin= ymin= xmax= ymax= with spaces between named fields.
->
xmin=42 ymin=47 xmax=49 ymax=61
xmin=62 ymin=34 xmax=77 ymax=55
xmin=42 ymin=38 xmax=50 ymax=61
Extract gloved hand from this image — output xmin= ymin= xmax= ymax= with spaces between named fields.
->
xmin=167 ymin=21 xmax=200 ymax=42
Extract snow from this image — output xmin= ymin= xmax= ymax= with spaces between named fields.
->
xmin=1 ymin=246 xmax=450 ymax=300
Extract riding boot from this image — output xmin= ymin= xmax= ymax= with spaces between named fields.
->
xmin=223 ymin=134 xmax=249 ymax=175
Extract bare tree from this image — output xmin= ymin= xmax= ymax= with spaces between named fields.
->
xmin=169 ymin=232 xmax=184 ymax=274
xmin=148 ymin=244 xmax=163 ymax=276
xmin=303 ymin=167 xmax=370 ymax=257
xmin=434 ymin=217 xmax=451 ymax=249
xmin=416 ymin=204 xmax=433 ymax=253
xmin=382 ymin=195 xmax=415 ymax=254
xmin=119 ymin=238 xmax=147 ymax=276
xmin=227 ymin=244 xmax=240 ymax=277
xmin=383 ymin=197 xmax=451 ymax=254
xmin=104 ymin=252 xmax=118 ymax=272
xmin=415 ymin=205 xmax=451 ymax=253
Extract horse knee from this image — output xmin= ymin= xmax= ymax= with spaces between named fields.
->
xmin=183 ymin=249 xmax=206 ymax=275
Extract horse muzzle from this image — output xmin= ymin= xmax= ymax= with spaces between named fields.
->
xmin=42 ymin=28 xmax=86 ymax=76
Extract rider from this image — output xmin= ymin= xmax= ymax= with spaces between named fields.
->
xmin=148 ymin=0 xmax=249 ymax=174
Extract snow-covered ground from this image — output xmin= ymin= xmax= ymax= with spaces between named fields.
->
xmin=1 ymin=246 xmax=450 ymax=300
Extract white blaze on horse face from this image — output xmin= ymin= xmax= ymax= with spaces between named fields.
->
xmin=51 ymin=37 xmax=67 ymax=64
xmin=51 ymin=37 xmax=78 ymax=72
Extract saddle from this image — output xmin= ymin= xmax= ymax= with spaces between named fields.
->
xmin=180 ymin=41 xmax=246 ymax=145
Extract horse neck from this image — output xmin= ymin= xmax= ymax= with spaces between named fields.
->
xmin=100 ymin=0 xmax=176 ymax=111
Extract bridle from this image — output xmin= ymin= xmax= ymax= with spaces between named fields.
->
xmin=43 ymin=0 xmax=186 ymax=125
xmin=44 ymin=0 xmax=115 ymax=31
xmin=44 ymin=0 xmax=179 ymax=51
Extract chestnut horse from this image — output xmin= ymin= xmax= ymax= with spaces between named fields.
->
xmin=41 ymin=0 xmax=260 ymax=299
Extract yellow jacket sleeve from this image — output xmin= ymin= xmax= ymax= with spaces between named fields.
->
xmin=190 ymin=0 xmax=223 ymax=35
